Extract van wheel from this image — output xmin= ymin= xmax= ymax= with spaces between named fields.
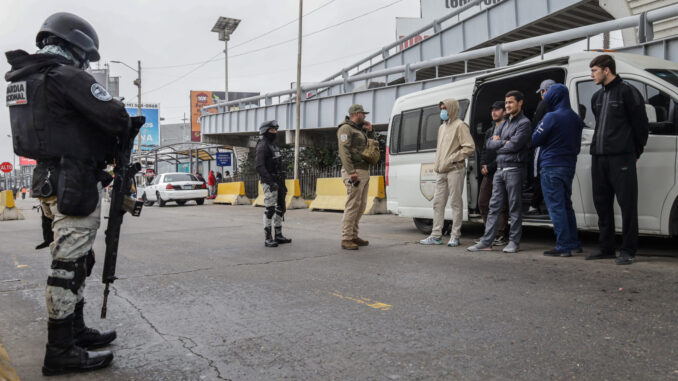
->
xmin=413 ymin=218 xmax=452 ymax=235
xmin=157 ymin=192 xmax=166 ymax=207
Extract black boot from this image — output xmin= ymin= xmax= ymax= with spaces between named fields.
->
xmin=265 ymin=227 xmax=278 ymax=247
xmin=274 ymin=227 xmax=292 ymax=244
xmin=42 ymin=314 xmax=113 ymax=376
xmin=73 ymin=300 xmax=117 ymax=349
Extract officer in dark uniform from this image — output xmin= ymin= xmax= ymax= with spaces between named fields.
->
xmin=6 ymin=12 xmax=133 ymax=375
xmin=255 ymin=121 xmax=292 ymax=247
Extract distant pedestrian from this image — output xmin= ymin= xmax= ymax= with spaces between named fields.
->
xmin=586 ymin=54 xmax=649 ymax=265
xmin=337 ymin=104 xmax=376 ymax=250
xmin=467 ymin=90 xmax=531 ymax=253
xmin=194 ymin=172 xmax=205 ymax=183
xmin=419 ymin=98 xmax=475 ymax=247
xmin=207 ymin=170 xmax=216 ymax=197
xmin=477 ymin=101 xmax=509 ymax=246
xmin=215 ymin=171 xmax=223 ymax=183
xmin=223 ymin=170 xmax=232 ymax=182
xmin=531 ymin=84 xmax=583 ymax=257
xmin=21 ymin=187 xmax=27 ymax=199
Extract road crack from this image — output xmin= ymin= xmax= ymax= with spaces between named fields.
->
xmin=177 ymin=335 xmax=229 ymax=381
xmin=111 ymin=285 xmax=167 ymax=340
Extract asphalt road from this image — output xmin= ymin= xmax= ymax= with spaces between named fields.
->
xmin=1 ymin=197 xmax=677 ymax=380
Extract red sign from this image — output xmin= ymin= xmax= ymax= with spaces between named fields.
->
xmin=19 ymin=156 xmax=37 ymax=166
xmin=0 ymin=162 xmax=13 ymax=173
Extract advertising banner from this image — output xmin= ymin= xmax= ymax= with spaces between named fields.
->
xmin=19 ymin=157 xmax=37 ymax=166
xmin=190 ymin=91 xmax=260 ymax=142
xmin=125 ymin=103 xmax=160 ymax=151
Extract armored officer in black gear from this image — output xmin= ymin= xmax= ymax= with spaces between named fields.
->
xmin=255 ymin=121 xmax=292 ymax=247
xmin=5 ymin=12 xmax=132 ymax=376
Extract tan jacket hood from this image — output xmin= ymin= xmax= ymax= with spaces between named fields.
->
xmin=433 ymin=98 xmax=475 ymax=173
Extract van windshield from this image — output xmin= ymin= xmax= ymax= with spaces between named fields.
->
xmin=647 ymin=69 xmax=678 ymax=88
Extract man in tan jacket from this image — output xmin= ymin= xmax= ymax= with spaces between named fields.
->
xmin=420 ymin=98 xmax=475 ymax=246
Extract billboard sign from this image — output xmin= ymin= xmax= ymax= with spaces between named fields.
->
xmin=19 ymin=157 xmax=37 ymax=166
xmin=125 ymin=103 xmax=160 ymax=151
xmin=190 ymin=91 xmax=260 ymax=142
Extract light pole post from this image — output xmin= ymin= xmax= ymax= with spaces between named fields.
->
xmin=293 ymin=0 xmax=303 ymax=180
xmin=136 ymin=60 xmax=142 ymax=159
xmin=111 ymin=59 xmax=143 ymax=162
xmin=212 ymin=17 xmax=240 ymax=109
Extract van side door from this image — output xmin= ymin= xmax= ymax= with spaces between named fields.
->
xmin=573 ymin=76 xmax=678 ymax=234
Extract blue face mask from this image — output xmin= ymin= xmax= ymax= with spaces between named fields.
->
xmin=440 ymin=109 xmax=449 ymax=121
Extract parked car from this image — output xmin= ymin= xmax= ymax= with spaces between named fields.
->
xmin=140 ymin=172 xmax=208 ymax=207
xmin=386 ymin=51 xmax=678 ymax=237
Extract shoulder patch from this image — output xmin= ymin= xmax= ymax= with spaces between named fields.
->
xmin=6 ymin=81 xmax=28 ymax=106
xmin=340 ymin=133 xmax=348 ymax=143
xmin=90 ymin=83 xmax=112 ymax=101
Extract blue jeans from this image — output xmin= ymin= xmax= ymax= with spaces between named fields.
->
xmin=540 ymin=166 xmax=580 ymax=252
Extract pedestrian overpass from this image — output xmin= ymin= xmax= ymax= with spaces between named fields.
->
xmin=200 ymin=0 xmax=678 ymax=147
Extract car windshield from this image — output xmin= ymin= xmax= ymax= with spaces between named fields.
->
xmin=164 ymin=174 xmax=197 ymax=182
xmin=647 ymin=69 xmax=678 ymax=88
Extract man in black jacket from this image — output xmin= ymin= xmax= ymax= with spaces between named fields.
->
xmin=256 ymin=120 xmax=292 ymax=247
xmin=587 ymin=54 xmax=649 ymax=265
xmin=477 ymin=101 xmax=508 ymax=245
xmin=6 ymin=12 xmax=130 ymax=375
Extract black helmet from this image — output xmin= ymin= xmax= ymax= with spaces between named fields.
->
xmin=36 ymin=12 xmax=100 ymax=62
xmin=259 ymin=120 xmax=279 ymax=135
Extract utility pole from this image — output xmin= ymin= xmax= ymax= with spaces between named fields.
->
xmin=293 ymin=0 xmax=303 ymax=180
xmin=136 ymin=60 xmax=142 ymax=160
xmin=224 ymin=40 xmax=229 ymax=103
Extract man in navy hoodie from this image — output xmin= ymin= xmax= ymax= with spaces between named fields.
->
xmin=531 ymin=84 xmax=584 ymax=257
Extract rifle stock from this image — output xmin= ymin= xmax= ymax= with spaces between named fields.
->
xmin=101 ymin=116 xmax=145 ymax=319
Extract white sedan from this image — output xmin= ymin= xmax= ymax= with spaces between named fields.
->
xmin=140 ymin=172 xmax=208 ymax=207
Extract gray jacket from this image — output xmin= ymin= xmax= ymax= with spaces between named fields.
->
xmin=485 ymin=111 xmax=531 ymax=169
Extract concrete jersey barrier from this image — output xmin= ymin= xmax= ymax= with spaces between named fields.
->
xmin=213 ymin=182 xmax=250 ymax=205
xmin=0 ymin=190 xmax=25 ymax=221
xmin=253 ymin=179 xmax=307 ymax=210
xmin=309 ymin=176 xmax=387 ymax=215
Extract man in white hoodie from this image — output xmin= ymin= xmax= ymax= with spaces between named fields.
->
xmin=420 ymin=98 xmax=476 ymax=246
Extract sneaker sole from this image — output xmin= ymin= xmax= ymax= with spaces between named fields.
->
xmin=42 ymin=355 xmax=113 ymax=376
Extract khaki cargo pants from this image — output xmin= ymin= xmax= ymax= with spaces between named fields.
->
xmin=431 ymin=166 xmax=466 ymax=239
xmin=341 ymin=168 xmax=370 ymax=241
xmin=40 ymin=187 xmax=101 ymax=319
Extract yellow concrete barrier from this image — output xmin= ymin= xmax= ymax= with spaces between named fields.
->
xmin=309 ymin=176 xmax=386 ymax=215
xmin=213 ymin=182 xmax=250 ymax=205
xmin=0 ymin=190 xmax=24 ymax=221
xmin=253 ymin=179 xmax=307 ymax=209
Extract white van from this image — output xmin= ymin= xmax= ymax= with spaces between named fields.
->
xmin=386 ymin=52 xmax=678 ymax=237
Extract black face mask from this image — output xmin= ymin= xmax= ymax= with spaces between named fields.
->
xmin=264 ymin=131 xmax=277 ymax=141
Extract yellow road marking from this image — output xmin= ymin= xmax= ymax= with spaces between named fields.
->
xmin=331 ymin=292 xmax=392 ymax=311
xmin=11 ymin=255 xmax=28 ymax=269
xmin=0 ymin=339 xmax=20 ymax=381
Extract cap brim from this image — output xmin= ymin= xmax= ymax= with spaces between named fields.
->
xmin=363 ymin=111 xmax=370 ymax=114
xmin=536 ymin=89 xmax=542 ymax=94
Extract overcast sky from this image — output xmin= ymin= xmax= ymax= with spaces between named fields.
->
xmin=0 ymin=0 xmax=422 ymax=165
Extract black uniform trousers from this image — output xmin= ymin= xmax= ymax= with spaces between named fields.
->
xmin=591 ymin=153 xmax=638 ymax=256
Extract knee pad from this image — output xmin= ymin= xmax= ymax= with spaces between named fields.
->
xmin=47 ymin=256 xmax=88 ymax=294
xmin=265 ymin=206 xmax=276 ymax=219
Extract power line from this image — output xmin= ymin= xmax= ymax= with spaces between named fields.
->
xmin=145 ymin=0 xmax=338 ymax=70
xmin=142 ymin=0 xmax=404 ymax=95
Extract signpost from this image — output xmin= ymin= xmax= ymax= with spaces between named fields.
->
xmin=0 ymin=162 xmax=13 ymax=173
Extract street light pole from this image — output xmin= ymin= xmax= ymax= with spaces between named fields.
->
xmin=212 ymin=17 xmax=240 ymax=108
xmin=136 ymin=60 xmax=142 ymax=157
xmin=293 ymin=0 xmax=303 ymax=180
xmin=111 ymin=59 xmax=143 ymax=161
xmin=224 ymin=40 xmax=229 ymax=103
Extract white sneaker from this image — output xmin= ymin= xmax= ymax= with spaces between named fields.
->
xmin=447 ymin=237 xmax=460 ymax=247
xmin=420 ymin=236 xmax=443 ymax=245
xmin=503 ymin=241 xmax=520 ymax=253
xmin=467 ymin=242 xmax=492 ymax=252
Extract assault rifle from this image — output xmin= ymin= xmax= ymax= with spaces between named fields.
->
xmin=101 ymin=116 xmax=145 ymax=319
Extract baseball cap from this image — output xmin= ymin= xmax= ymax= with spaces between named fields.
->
xmin=348 ymin=104 xmax=369 ymax=115
xmin=490 ymin=101 xmax=505 ymax=110
xmin=536 ymin=79 xmax=556 ymax=93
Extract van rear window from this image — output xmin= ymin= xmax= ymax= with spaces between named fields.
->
xmin=647 ymin=69 xmax=678 ymax=88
